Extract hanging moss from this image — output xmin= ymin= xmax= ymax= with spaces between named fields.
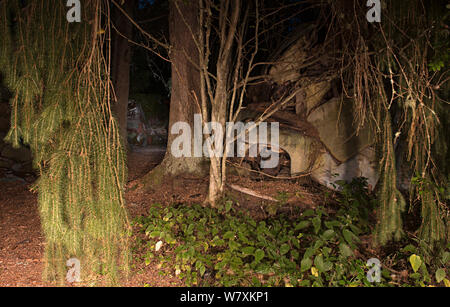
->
xmin=0 ymin=0 xmax=130 ymax=285
xmin=375 ymin=113 xmax=406 ymax=246
xmin=417 ymin=183 xmax=447 ymax=248
xmin=326 ymin=0 xmax=449 ymax=248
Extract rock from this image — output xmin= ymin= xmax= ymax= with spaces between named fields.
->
xmin=1 ymin=144 xmax=33 ymax=162
xmin=307 ymin=97 xmax=374 ymax=162
xmin=311 ymin=146 xmax=379 ymax=191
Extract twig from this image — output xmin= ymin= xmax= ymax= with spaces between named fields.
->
xmin=227 ymin=183 xmax=278 ymax=202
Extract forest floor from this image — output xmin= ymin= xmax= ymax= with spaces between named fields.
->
xmin=0 ymin=145 xmax=177 ymax=286
xmin=0 ymin=144 xmax=330 ymax=287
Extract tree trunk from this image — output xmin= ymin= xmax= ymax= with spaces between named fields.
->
xmin=111 ymin=0 xmax=134 ymax=146
xmin=206 ymin=85 xmax=229 ymax=205
xmin=143 ymin=0 xmax=207 ymax=187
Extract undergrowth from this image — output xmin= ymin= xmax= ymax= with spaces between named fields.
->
xmin=134 ymin=179 xmax=449 ymax=287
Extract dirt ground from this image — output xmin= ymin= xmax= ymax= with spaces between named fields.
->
xmin=0 ymin=145 xmax=328 ymax=287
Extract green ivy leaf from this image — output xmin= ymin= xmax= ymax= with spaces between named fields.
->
xmin=348 ymin=225 xmax=362 ymax=236
xmin=223 ymin=231 xmax=235 ymax=240
xmin=323 ymin=261 xmax=332 ymax=272
xmin=242 ymin=246 xmax=255 ymax=255
xmin=214 ymin=238 xmax=225 ymax=246
xmin=163 ymin=212 xmax=173 ymax=221
xmin=304 ymin=247 xmax=315 ymax=259
xmin=302 ymin=209 xmax=315 ymax=217
xmin=401 ymin=244 xmax=417 ymax=254
xmin=280 ymin=243 xmax=290 ymax=255
xmin=291 ymin=249 xmax=299 ymax=260
xmin=409 ymin=254 xmax=422 ymax=273
xmin=312 ymin=217 xmax=321 ymax=234
xmin=322 ymin=229 xmax=335 ymax=241
xmin=300 ymin=257 xmax=312 ymax=272
xmin=186 ymin=224 xmax=194 ymax=235
xmin=254 ymin=249 xmax=265 ymax=264
xmin=148 ymin=230 xmax=160 ymax=238
xmin=436 ymin=268 xmax=446 ymax=283
xmin=342 ymin=229 xmax=356 ymax=245
xmin=199 ymin=264 xmax=206 ymax=276
xmin=144 ymin=255 xmax=152 ymax=266
xmin=324 ymin=220 xmax=341 ymax=229
xmin=228 ymin=240 xmax=240 ymax=251
xmin=225 ymin=200 xmax=233 ymax=213
xmin=215 ymin=260 xmax=226 ymax=270
xmin=339 ymin=243 xmax=353 ymax=258
xmin=314 ymin=254 xmax=325 ymax=272
xmin=295 ymin=220 xmax=310 ymax=230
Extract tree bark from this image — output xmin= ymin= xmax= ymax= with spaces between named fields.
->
xmin=142 ymin=0 xmax=207 ymax=187
xmin=203 ymin=0 xmax=241 ymax=206
xmin=111 ymin=0 xmax=134 ymax=146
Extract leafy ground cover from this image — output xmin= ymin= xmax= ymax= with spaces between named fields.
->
xmin=134 ymin=179 xmax=449 ymax=287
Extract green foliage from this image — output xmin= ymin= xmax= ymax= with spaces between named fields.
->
xmin=0 ymin=0 xmax=130 ymax=284
xmin=399 ymin=242 xmax=450 ymax=287
xmin=135 ymin=189 xmax=336 ymax=285
xmin=136 ymin=179 xmax=448 ymax=287
xmin=330 ymin=0 xmax=449 ymax=251
xmin=136 ymin=201 xmax=370 ymax=286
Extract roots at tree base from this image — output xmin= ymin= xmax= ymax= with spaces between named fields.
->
xmin=142 ymin=154 xmax=209 ymax=187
